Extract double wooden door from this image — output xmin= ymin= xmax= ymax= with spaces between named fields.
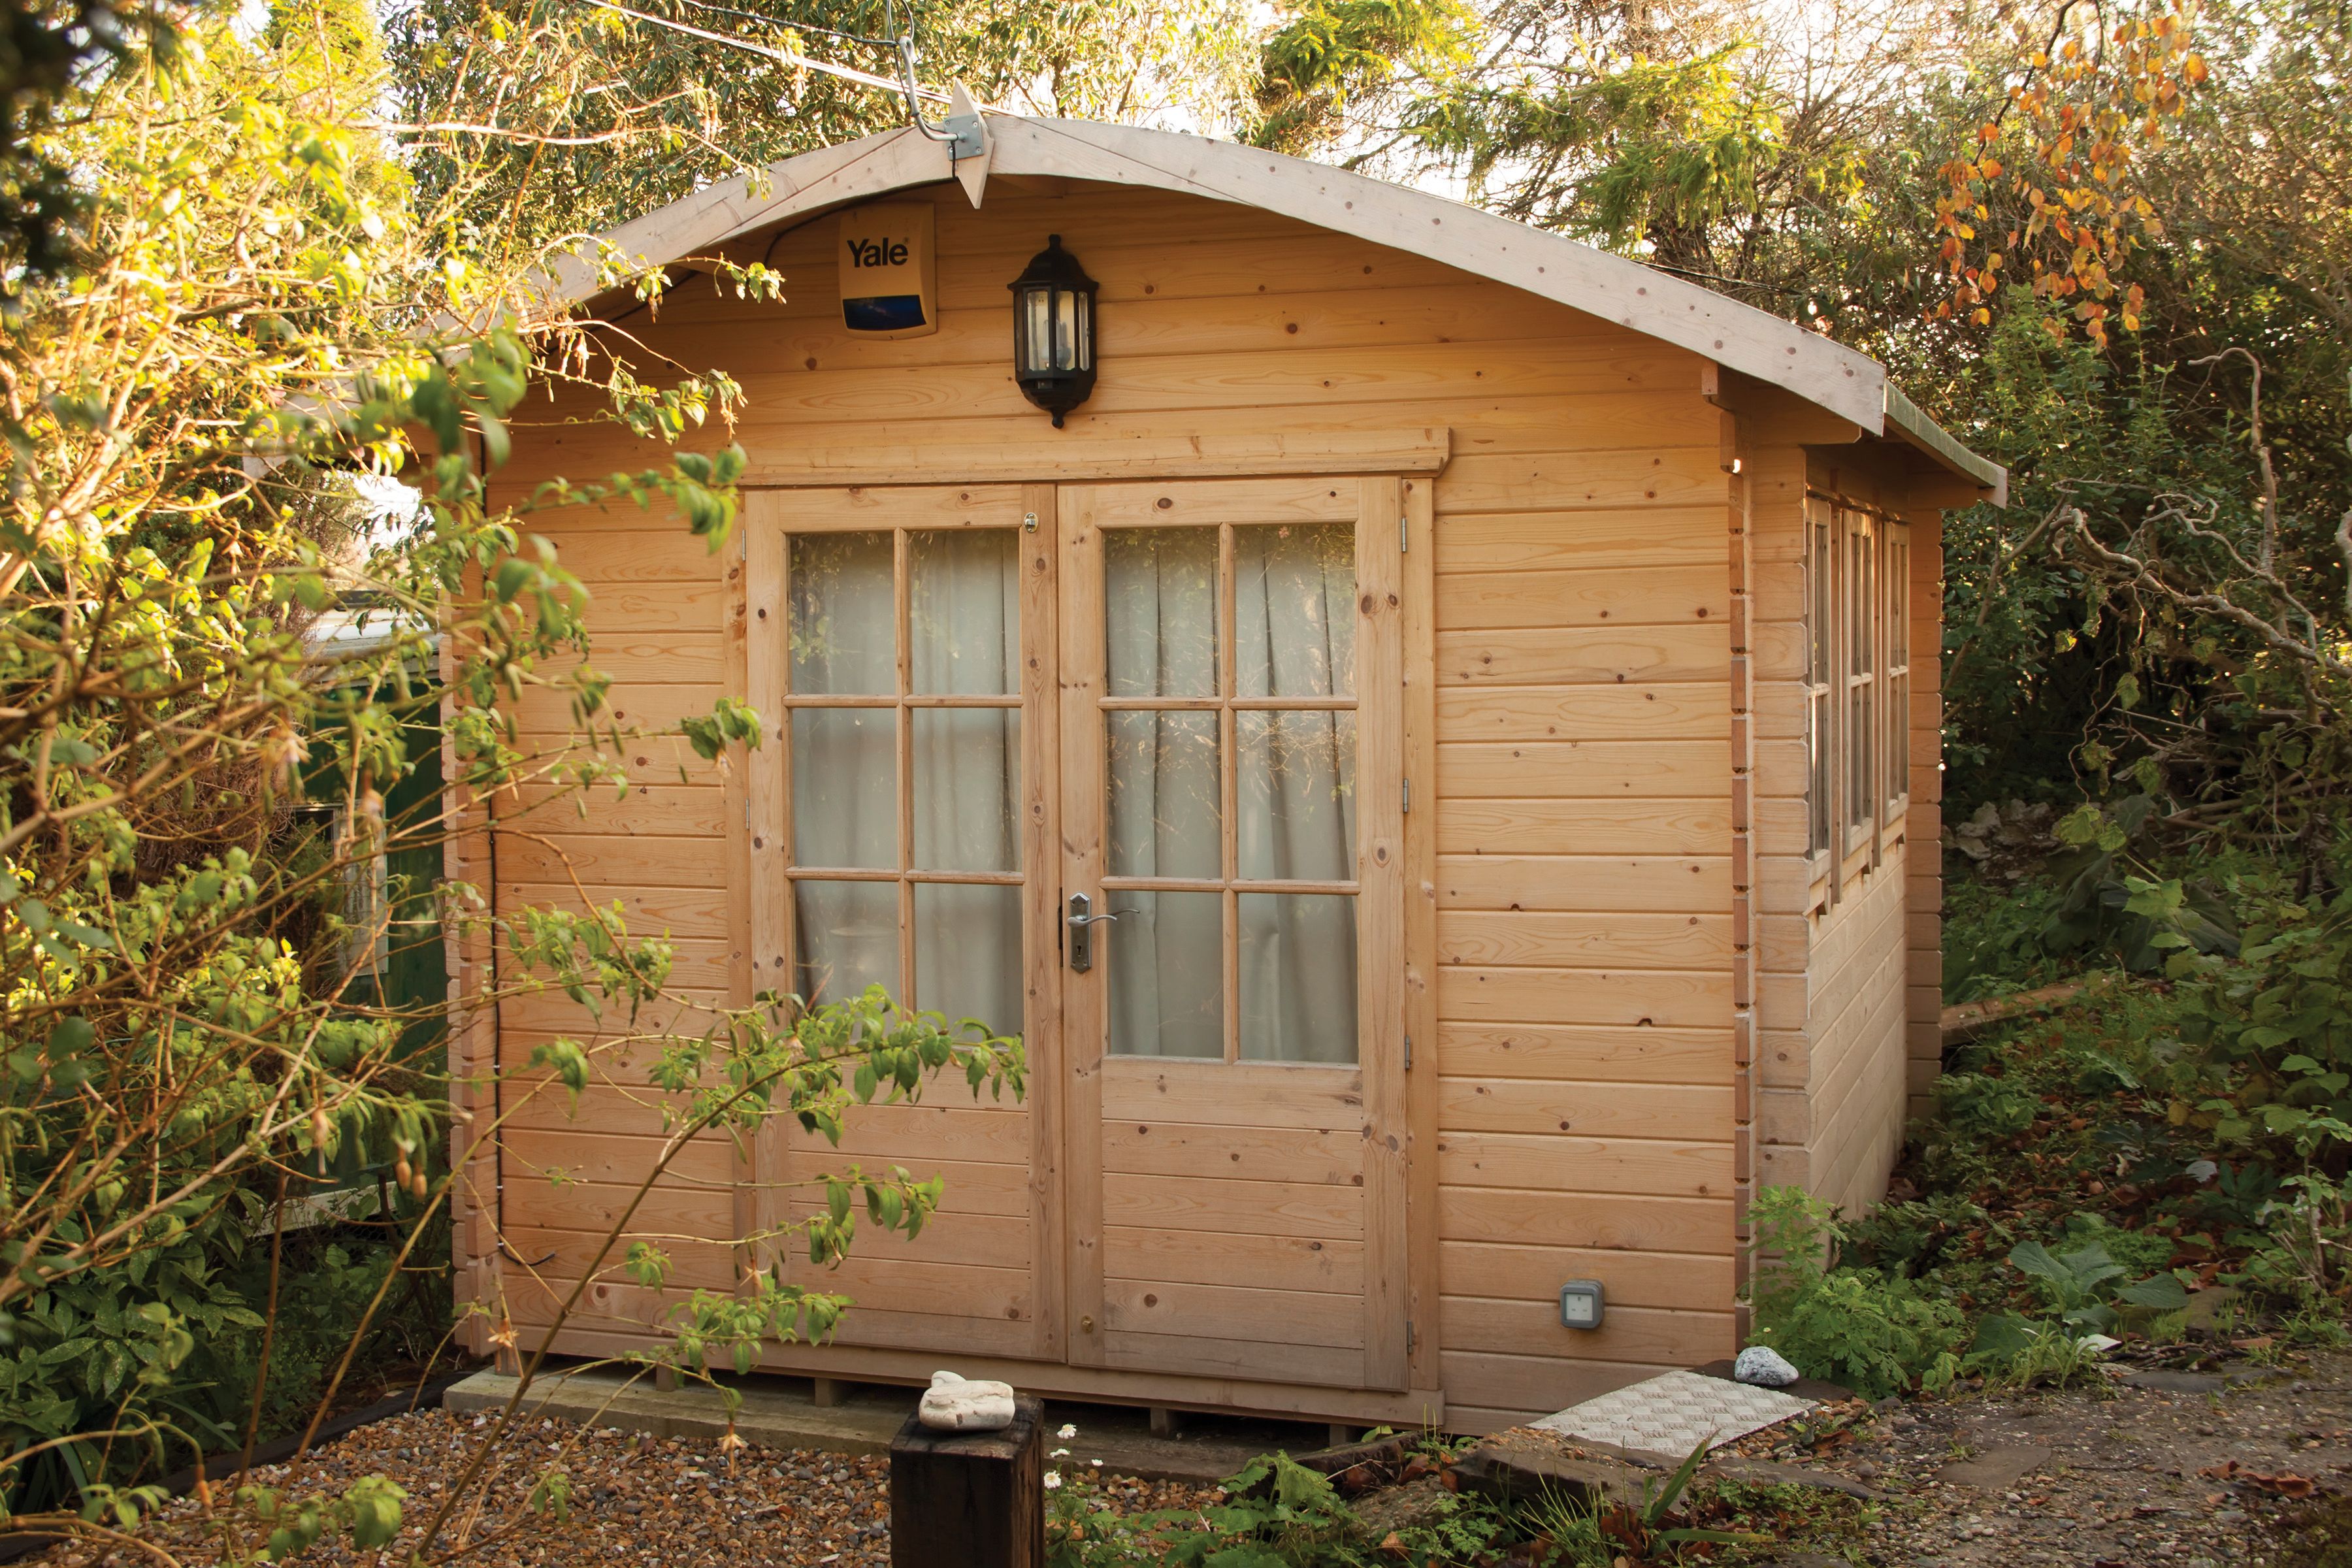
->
xmin=745 ymin=477 xmax=1408 ymax=1393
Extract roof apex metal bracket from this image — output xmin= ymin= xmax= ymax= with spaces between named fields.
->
xmin=943 ymin=82 xmax=992 ymax=207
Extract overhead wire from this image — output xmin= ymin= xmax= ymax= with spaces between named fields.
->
xmin=587 ymin=0 xmax=953 ymax=103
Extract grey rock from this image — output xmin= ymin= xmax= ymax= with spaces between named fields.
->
xmin=1936 ymin=1445 xmax=2054 ymax=1490
xmin=1735 ymin=1345 xmax=1804 ymax=1387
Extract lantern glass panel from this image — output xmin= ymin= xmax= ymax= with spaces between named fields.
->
xmin=1019 ymin=286 xmax=1053 ymax=374
xmin=1055 ymin=287 xmax=1085 ymax=370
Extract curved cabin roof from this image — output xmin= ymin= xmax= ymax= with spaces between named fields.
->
xmin=556 ymin=116 xmax=2004 ymax=504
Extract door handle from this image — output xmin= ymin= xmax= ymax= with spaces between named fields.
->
xmin=1065 ymin=892 xmax=1130 ymax=972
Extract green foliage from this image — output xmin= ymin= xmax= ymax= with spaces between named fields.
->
xmin=1746 ymin=1186 xmax=1965 ymax=1402
xmin=2167 ymin=886 xmax=2352 ymax=1152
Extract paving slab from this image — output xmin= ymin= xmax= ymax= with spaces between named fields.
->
xmin=1531 ymin=1368 xmax=1816 ymax=1460
xmin=1933 ymin=1443 xmax=2054 ymax=1489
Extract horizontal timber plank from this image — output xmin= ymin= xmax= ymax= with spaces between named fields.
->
xmin=1101 ymin=1060 xmax=1364 ymax=1130
xmin=1433 ymin=508 xmax=1727 ymax=576
xmin=1437 ymin=855 xmax=1731 ymax=914
xmin=495 ymin=832 xmax=730 ymax=889
xmin=1096 ymin=1331 xmax=1365 ymax=1390
xmin=497 ymin=883 xmax=732 ymax=939
xmin=1103 ymin=1227 xmax=1364 ymax=1296
xmin=770 ymin=1154 xmax=1034 ymax=1218
xmin=775 ymin=1098 xmax=1034 ymax=1158
xmin=1435 ymin=799 xmax=1731 ymax=857
xmin=1435 ymin=741 xmax=1729 ymax=800
xmin=1439 ymin=1241 xmax=1735 ymax=1310
xmin=1435 ymin=685 xmax=1728 ymax=742
xmin=510 ymin=529 xmax=727 ymax=583
xmin=1102 ymin=1120 xmax=1366 ymax=1186
xmin=1435 ymin=625 xmax=1727 ymax=686
xmin=1434 ymin=450 xmax=1729 ymax=516
xmin=1437 ymin=1188 xmax=1734 ymax=1254
xmin=1435 ymin=966 xmax=1731 ymax=1030
xmin=1433 ymin=1130 xmax=1733 ymax=1199
xmin=1101 ymin=1175 xmax=1362 ymax=1239
xmin=1434 ymin=564 xmax=1726 ymax=630
xmin=1435 ymin=911 xmax=1731 ymax=970
xmin=497 ymin=1127 xmax=736 ymax=1188
xmin=1102 ymin=1280 xmax=1363 ymax=1350
xmin=495 ymin=1224 xmax=736 ymax=1288
xmin=1437 ymin=1023 xmax=1730 ymax=1085
xmin=500 ymin=781 xmax=727 ymax=840
xmin=1441 ymin=1298 xmax=1734 ymax=1366
xmin=1437 ymin=1078 xmax=1734 ymax=1139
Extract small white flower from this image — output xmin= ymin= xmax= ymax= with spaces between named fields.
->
xmin=1051 ymin=1448 xmax=1071 ymax=1458
xmin=1089 ymin=1459 xmax=1103 ymax=1468
xmin=1057 ymin=1424 xmax=1078 ymax=1440
xmin=1043 ymin=1471 xmax=1063 ymax=1490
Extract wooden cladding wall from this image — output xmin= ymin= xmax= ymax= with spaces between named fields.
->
xmin=1744 ymin=446 xmax=1934 ymax=1224
xmin=477 ymin=180 xmax=1741 ymax=1430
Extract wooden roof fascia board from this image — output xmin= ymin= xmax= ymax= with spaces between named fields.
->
xmin=545 ymin=127 xmax=947 ymax=304
xmin=994 ymin=118 xmax=1885 ymax=431
xmin=1882 ymin=384 xmax=2008 ymax=507
xmin=543 ymin=116 xmax=2006 ymax=489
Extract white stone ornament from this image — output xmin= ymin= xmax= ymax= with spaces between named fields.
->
xmin=1733 ymin=1345 xmax=1803 ymax=1388
xmin=918 ymin=1369 xmax=1017 ymax=1432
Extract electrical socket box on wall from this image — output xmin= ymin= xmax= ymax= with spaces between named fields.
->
xmin=838 ymin=204 xmax=938 ymax=338
xmin=1559 ymin=1280 xmax=1605 ymax=1330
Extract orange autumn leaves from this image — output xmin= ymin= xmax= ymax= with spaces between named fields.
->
xmin=1933 ymin=1 xmax=2209 ymax=347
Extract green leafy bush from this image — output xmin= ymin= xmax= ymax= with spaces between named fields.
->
xmin=1936 ymin=1072 xmax=2043 ymax=1140
xmin=1745 ymin=1187 xmax=1965 ymax=1401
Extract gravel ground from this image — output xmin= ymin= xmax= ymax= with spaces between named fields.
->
xmin=20 ymin=1408 xmax=1226 ymax=1567
xmin=1712 ymin=1347 xmax=2352 ymax=1566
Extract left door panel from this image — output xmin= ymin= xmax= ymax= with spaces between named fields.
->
xmin=743 ymin=485 xmax=1062 ymax=1362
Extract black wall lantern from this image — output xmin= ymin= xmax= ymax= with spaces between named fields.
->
xmin=1009 ymin=235 xmax=1098 ymax=427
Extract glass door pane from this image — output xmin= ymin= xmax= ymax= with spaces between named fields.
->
xmin=781 ymin=518 xmax=1028 ymax=1036
xmin=1099 ymin=519 xmax=1359 ymax=1065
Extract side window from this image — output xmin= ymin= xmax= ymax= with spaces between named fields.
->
xmin=1805 ymin=501 xmax=1834 ymax=858
xmin=1844 ymin=508 xmax=1876 ymax=840
xmin=1886 ymin=525 xmax=1910 ymax=813
xmin=1805 ymin=500 xmax=1909 ymax=876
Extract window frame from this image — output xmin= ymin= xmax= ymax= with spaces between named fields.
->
xmin=1804 ymin=495 xmax=1912 ymax=896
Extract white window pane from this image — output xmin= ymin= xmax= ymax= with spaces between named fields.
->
xmin=792 ymin=708 xmax=895 ymax=868
xmin=794 ymin=880 xmax=898 ymax=1005
xmin=1107 ymin=890 xmax=1222 ymax=1058
xmin=1239 ymin=893 xmax=1357 ymax=1063
xmin=1234 ymin=523 xmax=1354 ymax=698
xmin=913 ymin=710 xmax=1019 ymax=874
xmin=1107 ymin=711 xmax=1220 ymax=880
xmin=789 ymin=532 xmax=894 ymax=694
xmin=1104 ymin=527 xmax=1217 ymax=696
xmin=909 ymin=530 xmax=1019 ymax=696
xmin=1237 ymin=710 xmax=1355 ymax=884
xmin=915 ymin=883 xmax=1022 ymax=1036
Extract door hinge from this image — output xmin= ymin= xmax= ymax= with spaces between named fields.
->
xmin=1399 ymin=514 xmax=1409 ymax=553
xmin=1404 ymin=1034 xmax=1413 ymax=1070
xmin=1401 ymin=777 xmax=1409 ymax=814
xmin=1407 ymin=1322 xmax=1416 ymax=1352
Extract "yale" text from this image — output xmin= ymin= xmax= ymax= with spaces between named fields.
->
xmin=845 ymin=237 xmax=910 ymax=268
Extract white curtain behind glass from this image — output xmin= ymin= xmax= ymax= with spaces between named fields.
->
xmin=1104 ymin=524 xmax=1358 ymax=1063
xmin=787 ymin=531 xmax=1024 ymax=1037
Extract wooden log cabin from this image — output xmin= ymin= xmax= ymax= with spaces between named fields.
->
xmin=446 ymin=117 xmax=2006 ymax=1433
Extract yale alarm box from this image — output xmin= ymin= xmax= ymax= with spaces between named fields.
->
xmin=838 ymin=204 xmax=938 ymax=338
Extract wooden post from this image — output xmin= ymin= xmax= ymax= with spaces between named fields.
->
xmin=1147 ymin=1407 xmax=1179 ymax=1439
xmin=890 ymin=1396 xmax=1043 ymax=1568
xmin=811 ymin=1377 xmax=849 ymax=1409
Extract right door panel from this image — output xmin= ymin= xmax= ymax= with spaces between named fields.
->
xmin=1058 ymin=476 xmax=1408 ymax=1392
